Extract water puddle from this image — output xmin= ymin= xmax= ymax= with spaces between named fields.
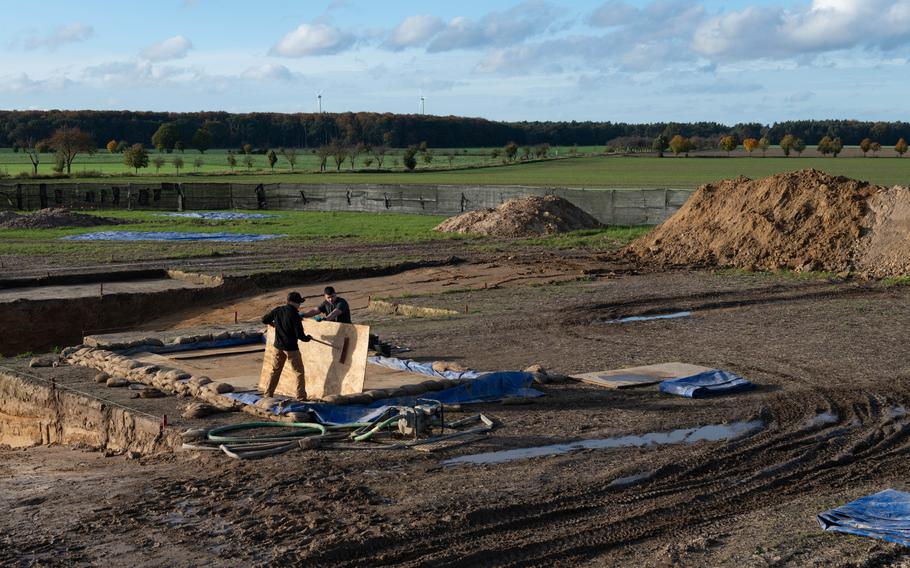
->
xmin=608 ymin=471 xmax=654 ymax=488
xmin=606 ymin=311 xmax=691 ymax=324
xmin=442 ymin=420 xmax=764 ymax=466
xmin=891 ymin=406 xmax=906 ymax=419
xmin=805 ymin=411 xmax=839 ymax=428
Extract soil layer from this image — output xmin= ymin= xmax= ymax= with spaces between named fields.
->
xmin=3 ymin=266 xmax=910 ymax=566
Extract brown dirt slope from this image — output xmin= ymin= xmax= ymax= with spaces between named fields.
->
xmin=627 ymin=169 xmax=910 ymax=277
xmin=435 ymin=195 xmax=601 ymax=237
xmin=0 ymin=208 xmax=128 ymax=229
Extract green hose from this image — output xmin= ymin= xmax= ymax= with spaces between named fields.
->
xmin=207 ymin=421 xmax=326 ymax=443
xmin=351 ymin=415 xmax=401 ymax=442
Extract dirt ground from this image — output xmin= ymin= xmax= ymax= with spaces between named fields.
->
xmin=4 ymin=251 xmax=910 ymax=566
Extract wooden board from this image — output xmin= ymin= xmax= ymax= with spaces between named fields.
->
xmin=571 ymin=362 xmax=713 ymax=390
xmin=258 ymin=321 xmax=370 ymax=400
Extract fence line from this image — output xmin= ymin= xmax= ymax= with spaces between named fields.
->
xmin=0 ymin=182 xmax=694 ymax=226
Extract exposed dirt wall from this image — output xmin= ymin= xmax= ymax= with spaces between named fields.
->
xmin=0 ymin=370 xmax=174 ymax=453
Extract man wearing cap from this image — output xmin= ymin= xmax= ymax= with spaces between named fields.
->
xmin=261 ymin=292 xmax=311 ymax=398
xmin=301 ymin=286 xmax=352 ymax=324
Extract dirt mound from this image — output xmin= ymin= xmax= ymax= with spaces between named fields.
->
xmin=627 ymin=169 xmax=910 ymax=277
xmin=0 ymin=208 xmax=128 ymax=229
xmin=435 ymin=195 xmax=601 ymax=237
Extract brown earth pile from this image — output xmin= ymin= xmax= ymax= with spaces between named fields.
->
xmin=434 ymin=195 xmax=601 ymax=237
xmin=0 ymin=208 xmax=128 ymax=229
xmin=627 ymin=169 xmax=910 ymax=277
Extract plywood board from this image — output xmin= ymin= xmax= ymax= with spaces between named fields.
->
xmin=258 ymin=321 xmax=370 ymax=400
xmin=571 ymin=362 xmax=713 ymax=389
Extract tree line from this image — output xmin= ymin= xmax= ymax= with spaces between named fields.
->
xmin=4 ymin=110 xmax=910 ymax=150
xmin=652 ymin=133 xmax=908 ymax=158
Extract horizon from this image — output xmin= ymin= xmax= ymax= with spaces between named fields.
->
xmin=2 ymin=0 xmax=909 ymax=123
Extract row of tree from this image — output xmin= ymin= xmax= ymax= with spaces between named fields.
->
xmin=6 ymin=110 xmax=910 ymax=149
xmin=652 ymin=134 xmax=909 ymax=158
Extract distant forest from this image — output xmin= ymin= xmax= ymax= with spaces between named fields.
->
xmin=2 ymin=109 xmax=910 ymax=149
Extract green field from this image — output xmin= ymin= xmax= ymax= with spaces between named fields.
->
xmin=0 ymin=210 xmax=453 ymax=241
xmin=3 ymin=151 xmax=910 ymax=188
xmin=0 ymin=146 xmax=599 ymax=178
xmin=0 ymin=209 xmax=648 ymax=267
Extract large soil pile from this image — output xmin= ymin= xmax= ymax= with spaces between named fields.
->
xmin=435 ymin=195 xmax=601 ymax=237
xmin=627 ymin=169 xmax=910 ymax=277
xmin=0 ymin=208 xmax=128 ymax=229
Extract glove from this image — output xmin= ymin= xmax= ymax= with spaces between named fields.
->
xmin=301 ymin=334 xmax=312 ymax=342
xmin=314 ymin=315 xmax=324 ymax=322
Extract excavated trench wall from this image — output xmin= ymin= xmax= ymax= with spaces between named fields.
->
xmin=0 ymin=259 xmax=457 ymax=356
xmin=0 ymin=182 xmax=693 ymax=225
xmin=0 ymin=369 xmax=176 ymax=453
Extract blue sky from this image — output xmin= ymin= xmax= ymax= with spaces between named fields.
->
xmin=2 ymin=0 xmax=909 ymax=124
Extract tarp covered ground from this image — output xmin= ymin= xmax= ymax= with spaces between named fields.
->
xmin=367 ymin=355 xmax=483 ymax=381
xmin=227 ymin=371 xmax=542 ymax=424
xmin=158 ymin=212 xmax=276 ymax=220
xmin=62 ymin=231 xmax=284 ymax=242
xmin=818 ymin=489 xmax=910 ymax=547
xmin=659 ymin=369 xmax=755 ymax=398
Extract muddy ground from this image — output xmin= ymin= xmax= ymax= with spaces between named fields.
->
xmin=3 ymin=246 xmax=910 ymax=566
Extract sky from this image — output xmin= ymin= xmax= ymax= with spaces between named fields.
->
xmin=2 ymin=0 xmax=909 ymax=124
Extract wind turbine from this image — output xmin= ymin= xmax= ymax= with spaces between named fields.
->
xmin=316 ymin=91 xmax=323 ymax=113
xmin=418 ymin=91 xmax=426 ymax=115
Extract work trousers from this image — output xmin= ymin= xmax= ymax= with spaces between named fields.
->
xmin=264 ymin=348 xmax=306 ymax=398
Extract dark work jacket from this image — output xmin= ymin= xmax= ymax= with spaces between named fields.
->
xmin=262 ymin=304 xmax=309 ymax=351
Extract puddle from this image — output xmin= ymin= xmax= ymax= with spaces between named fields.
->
xmin=606 ymin=311 xmax=691 ymax=324
xmin=891 ymin=406 xmax=907 ymax=419
xmin=62 ymin=231 xmax=285 ymax=242
xmin=608 ymin=471 xmax=654 ymax=488
xmin=805 ymin=411 xmax=839 ymax=428
xmin=442 ymin=420 xmax=764 ymax=466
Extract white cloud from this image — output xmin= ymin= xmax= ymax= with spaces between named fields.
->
xmin=83 ymin=60 xmax=199 ymax=85
xmin=241 ymin=63 xmax=297 ymax=81
xmin=589 ymin=0 xmax=638 ymax=27
xmin=427 ymin=1 xmax=561 ymax=52
xmin=0 ymin=72 xmax=73 ymax=93
xmin=140 ymin=35 xmax=194 ymax=62
xmin=23 ymin=22 xmax=93 ymax=51
xmin=270 ymin=23 xmax=353 ymax=57
xmin=693 ymin=0 xmax=910 ymax=60
xmin=384 ymin=15 xmax=444 ymax=50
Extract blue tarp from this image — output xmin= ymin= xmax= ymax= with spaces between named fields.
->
xmin=225 ymin=371 xmax=542 ymax=424
xmin=818 ymin=489 xmax=910 ymax=547
xmin=659 ymin=369 xmax=755 ymax=398
xmin=366 ymin=355 xmax=482 ymax=381
xmin=158 ymin=212 xmax=276 ymax=220
xmin=62 ymin=231 xmax=285 ymax=242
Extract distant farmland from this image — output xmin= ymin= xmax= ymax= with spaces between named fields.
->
xmin=2 ymin=150 xmax=910 ymax=189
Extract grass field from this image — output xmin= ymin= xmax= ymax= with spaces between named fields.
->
xmin=0 ymin=210 xmax=454 ymax=241
xmin=0 ymin=209 xmax=649 ymax=267
xmin=0 ymin=146 xmax=600 ymax=178
xmin=3 ymin=152 xmax=909 ymax=188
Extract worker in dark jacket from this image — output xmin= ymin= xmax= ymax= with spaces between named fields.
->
xmin=261 ymin=292 xmax=311 ymax=398
xmin=301 ymin=286 xmax=352 ymax=324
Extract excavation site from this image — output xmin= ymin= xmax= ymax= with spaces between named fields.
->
xmin=2 ymin=168 xmax=910 ymax=567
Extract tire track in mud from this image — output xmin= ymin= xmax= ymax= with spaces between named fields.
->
xmin=300 ymin=369 xmax=910 ymax=567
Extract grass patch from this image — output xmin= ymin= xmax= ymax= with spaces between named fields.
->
xmin=0 ymin=210 xmax=454 ymax=242
xmin=524 ymin=226 xmax=651 ymax=249
xmin=882 ymin=276 xmax=910 ymax=287
xmin=7 ymin=155 xmax=910 ymax=188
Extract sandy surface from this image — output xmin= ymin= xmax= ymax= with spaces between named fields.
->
xmin=143 ymin=258 xmax=595 ymax=330
xmin=0 ymin=277 xmax=209 ymax=303
xmin=4 ymin=266 xmax=910 ymax=566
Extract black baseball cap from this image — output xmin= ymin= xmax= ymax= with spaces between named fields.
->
xmin=287 ymin=292 xmax=303 ymax=304
xmin=324 ymin=286 xmax=336 ymax=295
